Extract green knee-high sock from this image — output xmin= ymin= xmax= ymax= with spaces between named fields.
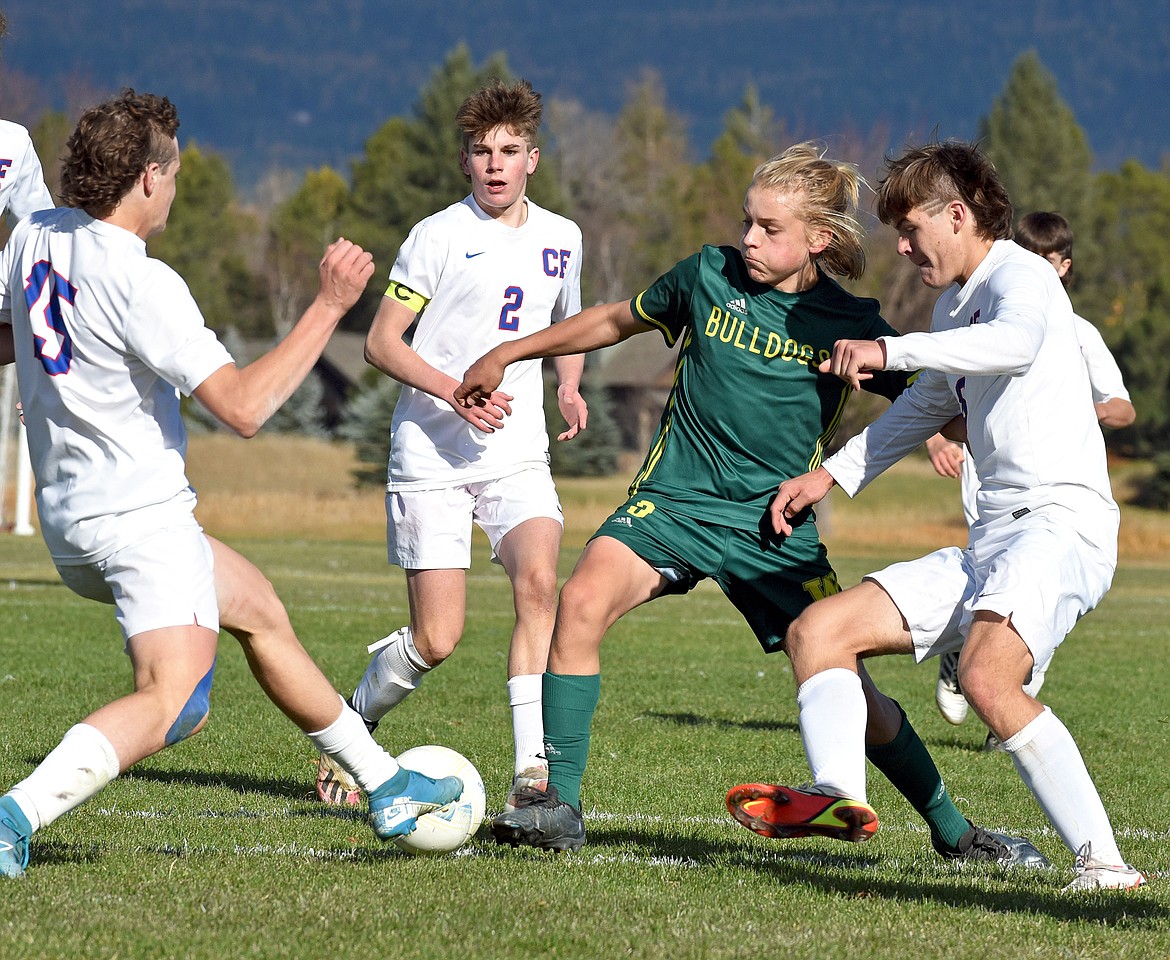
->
xmin=542 ymin=672 xmax=601 ymax=811
xmin=865 ymin=701 xmax=971 ymax=852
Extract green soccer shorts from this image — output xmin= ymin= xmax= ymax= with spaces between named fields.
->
xmin=593 ymin=494 xmax=841 ymax=653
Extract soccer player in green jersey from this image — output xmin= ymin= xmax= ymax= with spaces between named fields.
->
xmin=454 ymin=142 xmax=1045 ymax=866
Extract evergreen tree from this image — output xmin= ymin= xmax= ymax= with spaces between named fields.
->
xmin=1079 ymin=160 xmax=1170 ymax=460
xmin=545 ymin=374 xmax=621 ymax=478
xmin=267 ymin=166 xmax=351 ymax=334
xmin=612 ymin=70 xmax=693 ymax=286
xmin=978 ymin=52 xmax=1094 ymax=237
xmin=149 ymin=144 xmax=271 ymax=337
xmin=346 ymin=46 xmax=511 ymax=266
xmin=679 ymin=86 xmax=783 ymax=252
xmin=338 ymin=375 xmax=400 ymax=487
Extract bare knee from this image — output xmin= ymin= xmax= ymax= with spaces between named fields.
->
xmin=410 ymin=624 xmax=460 ymax=666
xmin=784 ymin=608 xmax=818 ymax=659
xmin=511 ymin=563 xmax=559 ymax=621
xmin=785 ymin=601 xmax=845 ymax=662
xmin=556 ymin=573 xmax=611 ymax=635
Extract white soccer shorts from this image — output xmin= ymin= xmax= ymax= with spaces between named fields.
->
xmin=868 ymin=503 xmax=1114 ymax=675
xmin=55 ymin=522 xmax=220 ymax=644
xmin=386 ymin=465 xmax=562 ymax=569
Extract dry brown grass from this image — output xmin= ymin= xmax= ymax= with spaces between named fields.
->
xmin=185 ymin=433 xmax=384 ymax=541
xmin=179 ymin=435 xmax=1170 ymax=561
xmin=12 ymin=433 xmax=1169 ymax=560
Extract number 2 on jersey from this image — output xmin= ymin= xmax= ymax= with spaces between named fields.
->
xmin=25 ymin=260 xmax=76 ymax=375
xmin=498 ymin=286 xmax=523 ymax=331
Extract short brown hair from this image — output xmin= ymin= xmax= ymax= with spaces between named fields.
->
xmin=60 ymin=89 xmax=180 ymax=218
xmin=877 ymin=140 xmax=1013 ymax=241
xmin=751 ymin=141 xmax=868 ymax=280
xmin=1015 ymin=211 xmax=1073 ymax=260
xmin=456 ymin=78 xmax=542 ymax=153
xmin=1016 ymin=211 xmax=1074 ymax=287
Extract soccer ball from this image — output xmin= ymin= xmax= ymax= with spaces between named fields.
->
xmin=392 ymin=745 xmax=486 ymax=854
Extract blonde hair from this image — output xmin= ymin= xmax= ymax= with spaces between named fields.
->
xmin=751 ymin=142 xmax=867 ymax=280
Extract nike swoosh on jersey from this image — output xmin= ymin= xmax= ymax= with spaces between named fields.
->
xmin=465 ymin=251 xmax=486 ymax=259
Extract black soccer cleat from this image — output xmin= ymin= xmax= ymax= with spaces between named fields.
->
xmin=490 ymin=784 xmax=586 ymax=852
xmin=933 ymin=819 xmax=1049 ymax=868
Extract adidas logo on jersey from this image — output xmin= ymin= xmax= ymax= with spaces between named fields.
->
xmin=726 ymin=297 xmax=747 ymax=313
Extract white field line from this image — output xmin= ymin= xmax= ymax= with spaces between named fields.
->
xmin=89 ymin=804 xmax=1170 ymax=875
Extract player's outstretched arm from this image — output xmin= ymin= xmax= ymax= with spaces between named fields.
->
xmin=194 ymin=238 xmax=374 ymax=438
xmin=819 ymin=338 xmax=888 ymax=392
xmin=457 ymin=299 xmax=646 ymax=409
xmin=770 ymin=467 xmax=836 ymax=536
xmin=364 ymin=290 xmax=513 ymax=433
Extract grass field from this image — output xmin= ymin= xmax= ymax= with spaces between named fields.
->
xmin=2 ymin=436 xmax=1169 ymax=959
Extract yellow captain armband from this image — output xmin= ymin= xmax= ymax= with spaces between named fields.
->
xmin=386 ymin=280 xmax=429 ymax=313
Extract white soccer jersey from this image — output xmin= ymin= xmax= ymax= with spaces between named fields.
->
xmin=0 ymin=208 xmax=233 ymax=562
xmin=386 ymin=195 xmax=582 ymax=489
xmin=1073 ymin=313 xmax=1130 ymax=404
xmin=0 ymin=119 xmax=53 ymax=225
xmin=955 ymin=310 xmax=1130 ymax=529
xmin=826 ymin=239 xmax=1118 ymax=554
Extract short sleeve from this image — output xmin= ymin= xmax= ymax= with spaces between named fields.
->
xmin=123 ymin=263 xmax=233 ymax=396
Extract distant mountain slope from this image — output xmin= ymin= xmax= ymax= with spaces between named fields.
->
xmin=2 ymin=0 xmax=1167 ymax=188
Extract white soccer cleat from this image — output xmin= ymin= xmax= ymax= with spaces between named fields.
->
xmin=935 ymin=650 xmax=969 ymax=725
xmin=1063 ymin=843 xmax=1146 ymax=892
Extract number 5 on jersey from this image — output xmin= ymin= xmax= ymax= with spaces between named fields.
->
xmin=25 ymin=260 xmax=76 ymax=375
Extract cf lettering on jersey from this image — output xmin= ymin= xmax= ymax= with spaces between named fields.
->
xmin=0 ymin=159 xmax=11 ymax=179
xmin=542 ymin=248 xmax=571 ymax=278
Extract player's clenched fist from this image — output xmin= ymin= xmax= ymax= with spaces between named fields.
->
xmin=818 ymin=338 xmax=887 ymax=391
xmin=318 ymin=238 xmax=376 ymax=313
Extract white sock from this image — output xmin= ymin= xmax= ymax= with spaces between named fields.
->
xmin=507 ymin=674 xmax=545 ymax=775
xmin=306 ymin=696 xmax=400 ymax=791
xmin=1004 ymin=706 xmax=1123 ymax=864
xmin=9 ymin=723 xmax=120 ymax=832
xmin=797 ymin=668 xmax=868 ymax=801
xmin=350 ymin=626 xmax=431 ymax=724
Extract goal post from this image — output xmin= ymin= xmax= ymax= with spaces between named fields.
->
xmin=0 ymin=365 xmax=35 ymax=536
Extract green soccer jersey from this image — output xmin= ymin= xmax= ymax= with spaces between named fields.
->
xmin=628 ymin=244 xmax=906 ymax=531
